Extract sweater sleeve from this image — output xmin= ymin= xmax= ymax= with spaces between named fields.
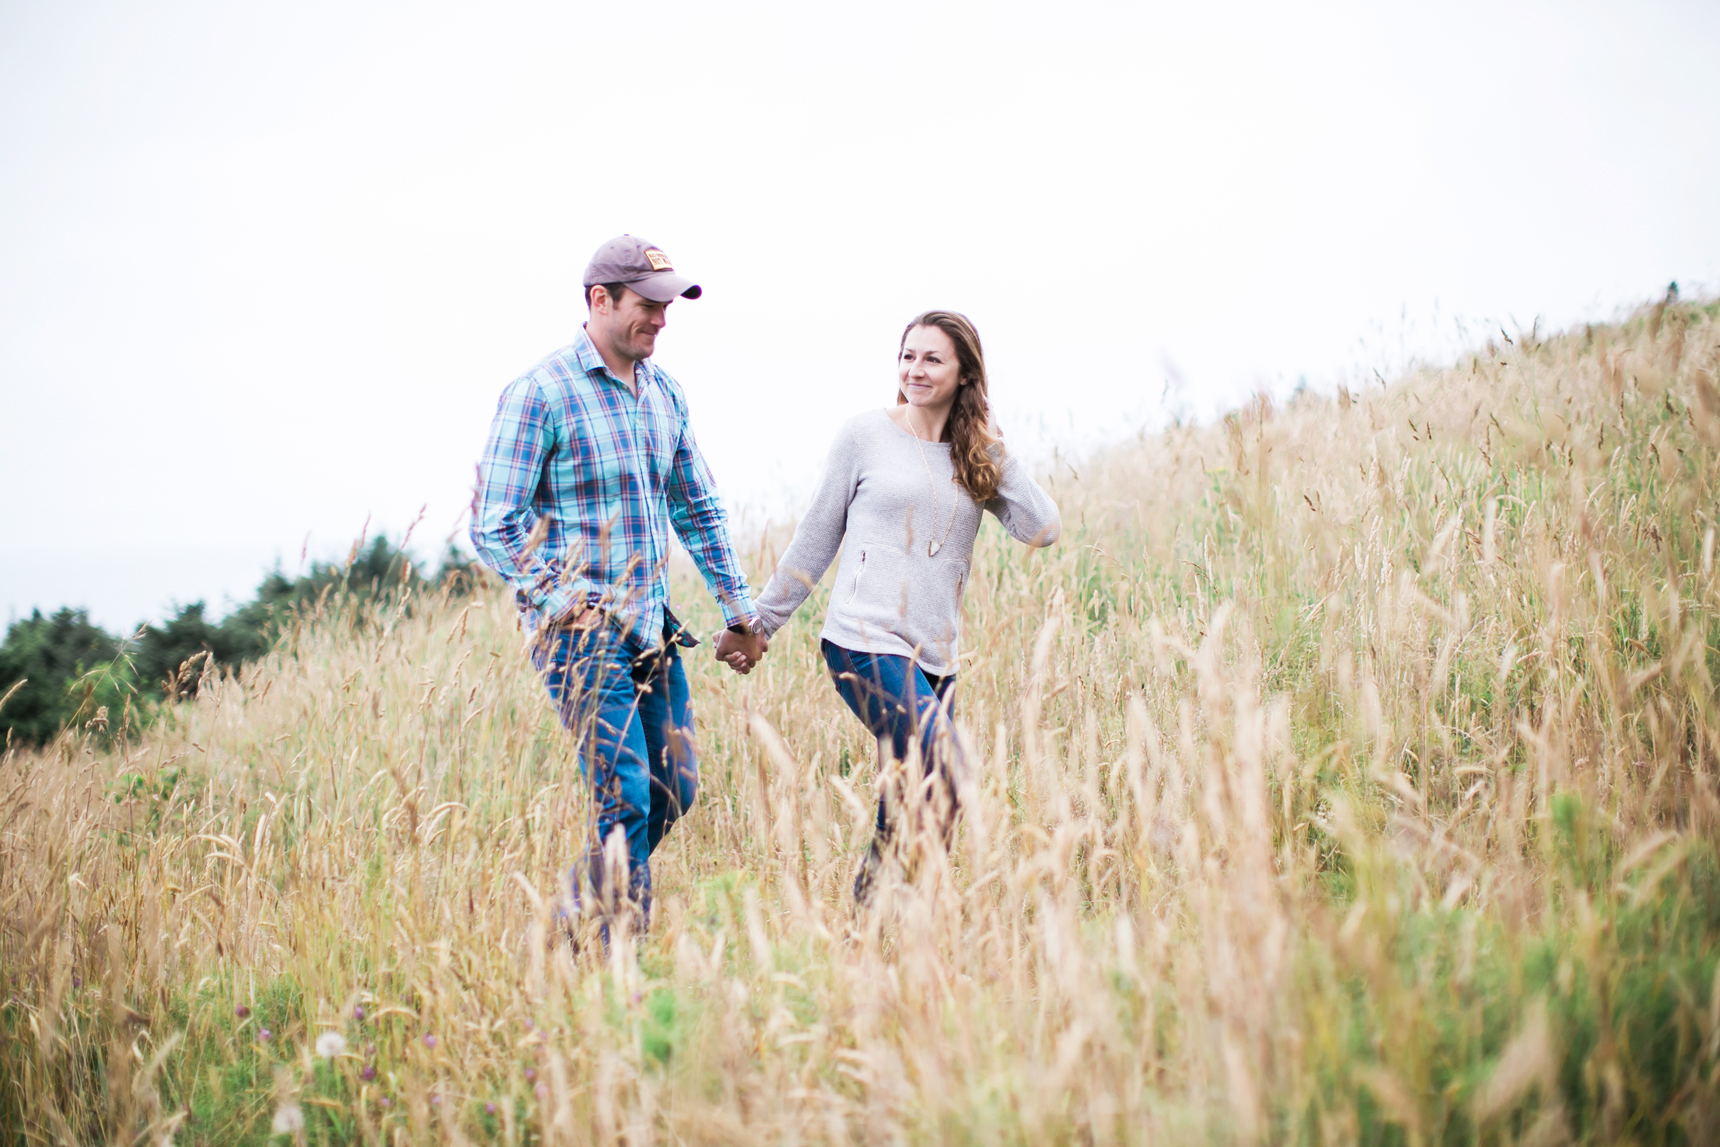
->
xmin=984 ymin=450 xmax=1062 ymax=547
xmin=754 ymin=425 xmax=861 ymax=637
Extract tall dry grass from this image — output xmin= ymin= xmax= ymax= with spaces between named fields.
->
xmin=4 ymin=297 xmax=1720 ymax=1145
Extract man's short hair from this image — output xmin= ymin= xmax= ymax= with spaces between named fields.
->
xmin=584 ymin=282 xmax=630 ymax=309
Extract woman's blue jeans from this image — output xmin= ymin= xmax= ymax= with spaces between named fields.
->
xmin=821 ymin=640 xmax=960 ymax=840
xmin=534 ymin=624 xmax=696 ymax=925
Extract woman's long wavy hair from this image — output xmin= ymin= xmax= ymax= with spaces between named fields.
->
xmin=896 ymin=310 xmax=1004 ymax=502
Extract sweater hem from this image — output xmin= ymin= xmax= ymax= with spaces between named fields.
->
xmin=817 ymin=618 xmax=959 ymax=679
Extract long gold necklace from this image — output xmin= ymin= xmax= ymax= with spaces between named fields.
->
xmin=908 ymin=409 xmax=954 ymax=557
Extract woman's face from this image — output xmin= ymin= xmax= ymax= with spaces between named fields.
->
xmin=898 ymin=324 xmax=963 ymax=411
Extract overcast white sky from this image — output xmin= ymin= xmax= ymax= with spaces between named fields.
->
xmin=3 ymin=0 xmax=1718 ymax=631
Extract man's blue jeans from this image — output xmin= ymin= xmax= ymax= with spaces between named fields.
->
xmin=534 ymin=623 xmax=696 ymax=923
xmin=821 ymin=640 xmax=960 ymax=840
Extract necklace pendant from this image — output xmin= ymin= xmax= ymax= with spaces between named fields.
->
xmin=928 ymin=540 xmax=941 ymax=557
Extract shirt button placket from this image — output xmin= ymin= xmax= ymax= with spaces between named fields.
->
xmin=631 ymin=370 xmax=657 ymax=630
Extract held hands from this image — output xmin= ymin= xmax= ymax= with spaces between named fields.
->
xmin=557 ymin=600 xmax=767 ymax=672
xmin=714 ymin=626 xmax=768 ymax=675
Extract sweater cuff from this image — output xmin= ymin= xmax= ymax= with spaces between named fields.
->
xmin=755 ymin=605 xmax=784 ymax=639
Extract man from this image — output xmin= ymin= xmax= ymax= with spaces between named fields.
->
xmin=470 ymin=234 xmax=767 ymax=929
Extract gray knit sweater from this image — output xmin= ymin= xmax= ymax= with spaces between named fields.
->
xmin=754 ymin=410 xmax=1061 ymax=676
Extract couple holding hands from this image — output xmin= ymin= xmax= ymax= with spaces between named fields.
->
xmin=471 ymin=235 xmax=1060 ymax=926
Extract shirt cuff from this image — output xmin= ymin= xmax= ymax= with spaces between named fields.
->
xmin=717 ymin=592 xmax=757 ymax=631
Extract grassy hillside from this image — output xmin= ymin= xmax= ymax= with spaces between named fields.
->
xmin=4 ymin=297 xmax=1719 ymax=1145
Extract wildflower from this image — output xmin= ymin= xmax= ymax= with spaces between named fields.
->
xmin=235 ymin=1005 xmax=250 ymax=1019
xmin=422 ymin=1033 xmax=437 ymax=1049
xmin=361 ymin=1064 xmax=377 ymax=1081
xmin=353 ymin=1005 xmax=365 ymax=1021
xmin=429 ymin=1093 xmax=441 ymax=1106
xmin=258 ymin=1028 xmax=272 ymax=1042
xmin=271 ymin=1104 xmax=305 ymax=1134
xmin=378 ymin=1096 xmax=390 ymax=1107
xmin=485 ymin=1103 xmax=497 ymax=1114
xmin=534 ymin=1083 xmax=548 ymax=1099
xmin=523 ymin=1068 xmax=536 ymax=1082
xmin=315 ymin=1031 xmax=346 ymax=1059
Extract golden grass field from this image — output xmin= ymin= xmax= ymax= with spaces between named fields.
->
xmin=4 ymin=296 xmax=1720 ymax=1145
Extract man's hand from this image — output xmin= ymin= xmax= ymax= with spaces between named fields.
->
xmin=558 ymin=601 xmax=604 ymax=630
xmin=714 ymin=627 xmax=768 ymax=674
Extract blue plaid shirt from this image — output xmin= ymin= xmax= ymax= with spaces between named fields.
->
xmin=470 ymin=327 xmax=755 ymax=650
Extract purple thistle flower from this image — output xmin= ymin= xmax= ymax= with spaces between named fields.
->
xmin=429 ymin=1093 xmax=441 ymax=1107
xmin=378 ymin=1096 xmax=390 ymax=1107
xmin=523 ymin=1067 xmax=536 ymax=1082
xmin=422 ymin=1033 xmax=437 ymax=1049
xmin=361 ymin=1064 xmax=377 ymax=1082
xmin=353 ymin=1005 xmax=365 ymax=1021
xmin=485 ymin=1103 xmax=497 ymax=1115
xmin=258 ymin=1028 xmax=272 ymax=1041
xmin=235 ymin=1005 xmax=250 ymax=1018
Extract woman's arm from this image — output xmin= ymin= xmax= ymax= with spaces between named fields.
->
xmin=984 ymin=450 xmax=1062 ymax=547
xmin=754 ymin=425 xmax=862 ymax=637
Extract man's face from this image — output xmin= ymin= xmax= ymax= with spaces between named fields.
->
xmin=591 ymin=285 xmax=670 ymax=363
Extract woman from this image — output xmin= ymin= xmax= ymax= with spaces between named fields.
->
xmin=753 ymin=310 xmax=1061 ymax=903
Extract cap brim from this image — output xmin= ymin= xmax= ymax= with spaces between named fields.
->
xmin=627 ymin=272 xmax=701 ymax=302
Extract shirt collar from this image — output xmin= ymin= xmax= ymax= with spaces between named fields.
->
xmin=573 ymin=325 xmax=649 ymax=389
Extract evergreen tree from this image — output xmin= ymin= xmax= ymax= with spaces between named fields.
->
xmin=132 ymin=601 xmax=264 ymax=699
xmin=3 ymin=535 xmax=479 ymax=745
xmin=0 ymin=608 xmax=135 ymax=746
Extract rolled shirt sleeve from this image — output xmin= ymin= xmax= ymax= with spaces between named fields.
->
xmin=664 ymin=408 xmax=755 ymax=628
xmin=469 ymin=375 xmax=602 ymax=623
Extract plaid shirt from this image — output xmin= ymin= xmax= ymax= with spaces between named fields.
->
xmin=470 ymin=327 xmax=755 ymax=650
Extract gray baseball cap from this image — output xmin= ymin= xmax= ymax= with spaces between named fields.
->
xmin=582 ymin=235 xmax=702 ymax=302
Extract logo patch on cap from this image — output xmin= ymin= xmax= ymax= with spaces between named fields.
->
xmin=644 ymin=248 xmax=673 ymax=271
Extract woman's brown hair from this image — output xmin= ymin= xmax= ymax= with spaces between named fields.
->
xmin=896 ymin=310 xmax=1004 ymax=502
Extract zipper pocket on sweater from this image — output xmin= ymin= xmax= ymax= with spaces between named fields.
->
xmin=848 ymin=549 xmax=867 ymax=603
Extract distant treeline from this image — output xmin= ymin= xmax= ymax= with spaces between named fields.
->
xmin=0 ymin=537 xmax=482 ymax=747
